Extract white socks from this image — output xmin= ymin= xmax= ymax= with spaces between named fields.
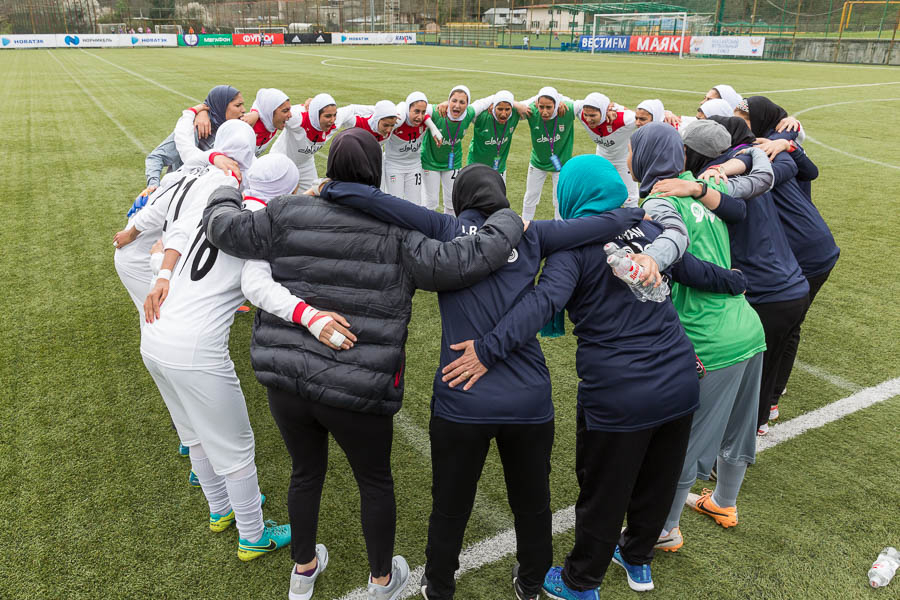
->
xmin=189 ymin=444 xmax=230 ymax=515
xmin=225 ymin=464 xmax=264 ymax=543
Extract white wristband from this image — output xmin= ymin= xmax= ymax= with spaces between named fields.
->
xmin=157 ymin=268 xmax=172 ymax=281
xmin=149 ymin=252 xmax=164 ymax=275
xmin=300 ymin=305 xmax=333 ymax=340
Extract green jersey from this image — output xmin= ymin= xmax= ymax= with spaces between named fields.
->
xmin=646 ymin=172 xmax=766 ymax=371
xmin=466 ymin=110 xmax=520 ymax=173
xmin=420 ymin=105 xmax=476 ymax=172
xmin=526 ymin=100 xmax=575 ymax=172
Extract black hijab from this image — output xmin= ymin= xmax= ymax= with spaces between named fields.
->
xmin=326 ymin=128 xmax=382 ymax=188
xmin=451 ymin=164 xmax=510 ymax=217
xmin=709 ymin=115 xmax=756 ymax=147
xmin=684 ymin=147 xmax=714 ymax=178
xmin=747 ymin=96 xmax=788 ymax=137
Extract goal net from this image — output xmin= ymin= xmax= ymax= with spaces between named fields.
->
xmin=589 ymin=12 xmax=711 ymax=58
xmin=155 ymin=24 xmax=182 ymax=34
xmin=235 ymin=26 xmax=288 ymax=35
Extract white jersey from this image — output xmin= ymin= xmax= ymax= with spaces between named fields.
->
xmin=141 ymin=194 xmax=301 ymax=369
xmin=160 ymin=169 xmax=244 ymax=256
xmin=270 ymin=104 xmax=370 ymax=167
xmin=131 ymin=165 xmax=212 ymax=238
xmin=573 ymin=102 xmax=636 ymax=162
xmin=383 ymin=110 xmax=442 ymax=174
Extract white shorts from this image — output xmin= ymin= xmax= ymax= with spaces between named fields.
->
xmin=383 ymin=170 xmax=423 ymax=205
xmin=597 ymin=148 xmax=639 ymax=208
xmin=422 ymin=169 xmax=459 ymax=215
xmin=114 ymin=227 xmax=158 ymax=323
xmin=522 ymin=164 xmax=560 ymax=221
xmin=296 ymin=158 xmax=319 ymax=194
xmin=142 ymin=355 xmax=255 ymax=476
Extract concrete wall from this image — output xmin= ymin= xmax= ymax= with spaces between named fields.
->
xmin=766 ymin=38 xmax=900 ymax=65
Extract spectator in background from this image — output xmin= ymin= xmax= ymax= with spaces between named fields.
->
xmin=189 ymin=26 xmax=195 ymax=34
xmin=201 ymin=26 xmax=207 ymax=34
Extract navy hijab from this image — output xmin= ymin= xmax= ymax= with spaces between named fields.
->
xmin=204 ymin=85 xmax=240 ymax=131
xmin=630 ymin=122 xmax=685 ymax=198
xmin=747 ymin=96 xmax=788 ymax=137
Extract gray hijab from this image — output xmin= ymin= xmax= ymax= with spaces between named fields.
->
xmin=629 ymin=122 xmax=685 ymax=198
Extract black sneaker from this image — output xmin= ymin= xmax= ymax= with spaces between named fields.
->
xmin=512 ymin=563 xmax=540 ymax=600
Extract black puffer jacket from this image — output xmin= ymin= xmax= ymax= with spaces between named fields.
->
xmin=203 ymin=188 xmax=524 ymax=416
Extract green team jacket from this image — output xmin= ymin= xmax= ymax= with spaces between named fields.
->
xmin=644 ymin=172 xmax=766 ymax=371
xmin=420 ymin=105 xmax=476 ymax=172
xmin=466 ymin=109 xmax=520 ymax=174
xmin=526 ymin=100 xmax=574 ymax=172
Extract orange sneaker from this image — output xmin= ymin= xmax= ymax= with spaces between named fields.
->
xmin=688 ymin=489 xmax=738 ymax=528
xmin=654 ymin=527 xmax=683 ymax=552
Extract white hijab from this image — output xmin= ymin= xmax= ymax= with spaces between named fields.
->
xmin=713 ymin=84 xmax=743 ymax=110
xmin=492 ymin=90 xmax=515 ymax=121
xmin=700 ymin=98 xmax=733 ymax=119
xmin=308 ymin=93 xmax=337 ymax=131
xmin=244 ymin=154 xmax=300 ymax=201
xmin=447 ymin=85 xmax=471 ymax=122
xmin=637 ymin=99 xmax=665 ymax=123
xmin=251 ymin=88 xmax=289 ymax=132
xmin=583 ymin=92 xmax=611 ymax=118
xmin=213 ymin=120 xmax=257 ymax=172
xmin=402 ymin=91 xmax=427 ymax=126
xmin=537 ymin=86 xmax=561 ymax=119
xmin=368 ymin=100 xmax=400 ymax=132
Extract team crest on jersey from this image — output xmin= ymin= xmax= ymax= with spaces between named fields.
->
xmin=419 ymin=126 xmax=424 ymax=134
xmin=559 ymin=124 xmax=565 ymax=131
xmin=507 ymin=249 xmax=519 ymax=263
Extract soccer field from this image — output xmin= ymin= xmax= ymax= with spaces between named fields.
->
xmin=1 ymin=45 xmax=899 ymax=599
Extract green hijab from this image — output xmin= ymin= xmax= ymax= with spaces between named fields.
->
xmin=540 ymin=154 xmax=630 ymax=337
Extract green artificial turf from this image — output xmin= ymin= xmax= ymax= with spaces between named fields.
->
xmin=1 ymin=46 xmax=898 ymax=599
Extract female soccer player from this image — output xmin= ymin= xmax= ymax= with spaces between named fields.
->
xmin=270 ymin=93 xmax=376 ymax=190
xmin=421 ymin=85 xmax=493 ymax=214
xmin=703 ymin=84 xmax=743 ymax=110
xmin=382 ymin=91 xmax=443 ymax=205
xmin=634 ymin=99 xmax=665 ymax=128
xmin=465 ymin=90 xmax=531 ymax=180
xmin=521 ymin=86 xmax=575 ymax=220
xmin=350 ymin=99 xmax=401 ymax=145
xmin=569 ymin=93 xmax=638 ymax=207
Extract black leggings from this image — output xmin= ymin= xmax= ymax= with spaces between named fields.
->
xmin=267 ymin=387 xmax=396 ymax=577
xmin=750 ymin=296 xmax=810 ymax=428
xmin=562 ymin=411 xmax=693 ymax=591
xmin=772 ymin=268 xmax=833 ymax=403
xmin=424 ymin=416 xmax=555 ymax=599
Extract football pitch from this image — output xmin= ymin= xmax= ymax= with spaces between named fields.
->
xmin=1 ymin=45 xmax=898 ymax=599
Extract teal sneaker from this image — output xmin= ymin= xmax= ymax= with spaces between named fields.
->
xmin=238 ymin=520 xmax=291 ymax=561
xmin=179 ymin=443 xmax=190 ymax=457
xmin=188 ymin=469 xmax=200 ymax=487
xmin=542 ymin=567 xmax=599 ymax=600
xmin=210 ymin=494 xmax=266 ymax=532
xmin=612 ymin=546 xmax=654 ymax=592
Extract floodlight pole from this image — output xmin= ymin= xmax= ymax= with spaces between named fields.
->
xmin=591 ymin=12 xmax=597 ymax=54
xmin=680 ymin=12 xmax=686 ymax=58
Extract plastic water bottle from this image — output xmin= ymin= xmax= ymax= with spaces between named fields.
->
xmin=869 ymin=547 xmax=900 ymax=588
xmin=603 ymin=243 xmax=669 ymax=303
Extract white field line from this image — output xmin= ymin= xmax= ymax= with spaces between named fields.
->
xmin=279 ymin=50 xmax=706 ymax=95
xmin=793 ymin=98 xmax=900 ymax=170
xmin=745 ymin=81 xmax=900 ymax=94
xmin=394 ymin=412 xmax=514 ymax=531
xmin=78 ymin=49 xmax=200 ymax=103
xmin=794 ymin=360 xmax=861 ymax=393
xmin=338 ymin=374 xmax=900 ymax=600
xmin=46 ymin=51 xmax=148 ymax=154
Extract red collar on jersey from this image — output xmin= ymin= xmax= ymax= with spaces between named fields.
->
xmin=300 ymin=110 xmax=335 ymax=143
xmin=251 ymin=115 xmax=276 ymax=147
xmin=392 ymin=120 xmax=426 ymax=141
xmin=244 ymin=196 xmax=267 ymax=206
xmin=355 ymin=115 xmax=386 ymax=142
xmin=582 ymin=109 xmax=627 ymax=137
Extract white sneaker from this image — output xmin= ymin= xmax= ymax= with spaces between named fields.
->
xmin=757 ymin=423 xmax=769 ymax=436
xmin=769 ymin=404 xmax=779 ymax=421
xmin=290 ymin=544 xmax=329 ymax=600
xmin=367 ymin=555 xmax=410 ymax=600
